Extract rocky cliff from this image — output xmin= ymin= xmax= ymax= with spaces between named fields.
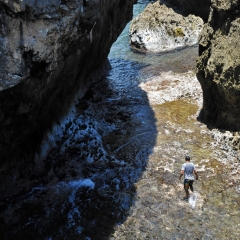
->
xmin=196 ymin=0 xmax=240 ymax=130
xmin=0 ymin=0 xmax=136 ymax=181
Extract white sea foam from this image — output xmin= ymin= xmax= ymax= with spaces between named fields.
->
xmin=53 ymin=178 xmax=95 ymax=228
xmin=67 ymin=178 xmax=95 ymax=189
xmin=68 ymin=207 xmax=81 ymax=227
xmin=35 ymin=94 xmax=117 ymax=163
xmin=189 ymin=194 xmax=197 ymax=208
xmin=67 ymin=178 xmax=95 ymax=204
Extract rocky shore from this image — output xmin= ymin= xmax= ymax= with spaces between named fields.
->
xmin=1 ymin=44 xmax=239 ymax=239
xmin=130 ymin=0 xmax=240 ymax=142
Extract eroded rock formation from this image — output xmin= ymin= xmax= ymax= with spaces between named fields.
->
xmin=0 ymin=0 xmax=136 ymax=182
xmin=130 ymin=1 xmax=203 ymax=52
xmin=196 ymin=0 xmax=240 ymax=130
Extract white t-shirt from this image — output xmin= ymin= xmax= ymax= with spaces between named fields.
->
xmin=181 ymin=162 xmax=195 ymax=180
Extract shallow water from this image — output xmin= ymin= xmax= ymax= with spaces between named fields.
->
xmin=1 ymin=1 xmax=240 ymax=239
xmin=113 ymin=96 xmax=240 ymax=239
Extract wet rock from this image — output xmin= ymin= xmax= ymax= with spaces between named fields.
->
xmin=196 ymin=0 xmax=240 ymax=131
xmin=0 ymin=0 xmax=135 ymax=180
xmin=139 ymin=70 xmax=202 ymax=106
xmin=130 ymin=1 xmax=203 ymax=52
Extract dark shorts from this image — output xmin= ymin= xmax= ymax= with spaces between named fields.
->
xmin=184 ymin=179 xmax=194 ymax=189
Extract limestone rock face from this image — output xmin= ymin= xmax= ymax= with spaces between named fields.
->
xmin=162 ymin=0 xmax=211 ymax=22
xmin=130 ymin=1 xmax=203 ymax=52
xmin=196 ymin=0 xmax=240 ymax=130
xmin=0 ymin=0 xmax=135 ymax=176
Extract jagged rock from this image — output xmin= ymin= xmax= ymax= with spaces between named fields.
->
xmin=130 ymin=1 xmax=203 ymax=52
xmin=196 ymin=0 xmax=240 ymax=130
xmin=0 ymin=0 xmax=135 ymax=179
xmin=162 ymin=0 xmax=211 ymax=22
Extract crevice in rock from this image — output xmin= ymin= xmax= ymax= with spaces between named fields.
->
xmin=0 ymin=2 xmax=33 ymax=21
xmin=22 ymin=50 xmax=49 ymax=78
xmin=83 ymin=0 xmax=87 ymax=7
xmin=0 ymin=2 xmax=14 ymax=16
xmin=22 ymin=50 xmax=33 ymax=76
xmin=198 ymin=44 xmax=207 ymax=56
xmin=30 ymin=61 xmax=48 ymax=78
xmin=0 ymin=9 xmax=8 ymax=36
xmin=210 ymin=7 xmax=240 ymax=35
xmin=60 ymin=0 xmax=67 ymax=5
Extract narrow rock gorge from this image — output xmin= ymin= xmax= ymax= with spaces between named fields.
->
xmin=0 ymin=0 xmax=136 ymax=186
xmin=196 ymin=0 xmax=240 ymax=131
xmin=0 ymin=0 xmax=240 ymax=239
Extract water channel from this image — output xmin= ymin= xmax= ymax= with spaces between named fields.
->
xmin=1 ymin=1 xmax=240 ymax=239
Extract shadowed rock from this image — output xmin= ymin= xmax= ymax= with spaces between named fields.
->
xmin=0 ymin=0 xmax=136 ymax=185
xmin=196 ymin=0 xmax=240 ymax=130
xmin=161 ymin=0 xmax=211 ymax=22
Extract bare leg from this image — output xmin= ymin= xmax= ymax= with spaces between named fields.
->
xmin=185 ymin=189 xmax=189 ymax=199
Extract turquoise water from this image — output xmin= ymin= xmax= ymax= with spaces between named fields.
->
xmin=108 ymin=0 xmax=198 ymax=88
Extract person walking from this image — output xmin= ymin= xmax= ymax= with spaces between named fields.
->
xmin=179 ymin=156 xmax=198 ymax=200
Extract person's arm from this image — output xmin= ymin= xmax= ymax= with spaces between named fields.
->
xmin=194 ymin=169 xmax=198 ymax=180
xmin=179 ymin=170 xmax=184 ymax=180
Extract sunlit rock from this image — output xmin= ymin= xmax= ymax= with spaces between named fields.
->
xmin=130 ymin=1 xmax=203 ymax=53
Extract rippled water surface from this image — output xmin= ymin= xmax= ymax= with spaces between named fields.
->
xmin=1 ymin=1 xmax=240 ymax=239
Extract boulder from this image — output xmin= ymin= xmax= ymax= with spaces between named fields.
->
xmin=130 ymin=1 xmax=203 ymax=52
xmin=196 ymin=0 xmax=240 ymax=130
